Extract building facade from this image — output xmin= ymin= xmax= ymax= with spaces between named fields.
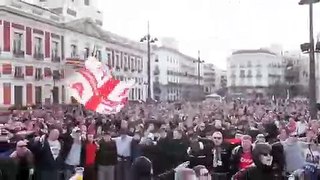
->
xmin=152 ymin=46 xmax=203 ymax=101
xmin=34 ymin=0 xmax=103 ymax=26
xmin=0 ymin=0 xmax=148 ymax=107
xmin=227 ymin=49 xmax=284 ymax=96
xmin=203 ymin=63 xmax=216 ymax=95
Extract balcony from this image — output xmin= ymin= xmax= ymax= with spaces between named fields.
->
xmin=35 ymin=75 xmax=43 ymax=81
xmin=13 ymin=49 xmax=25 ymax=58
xmin=131 ymin=69 xmax=135 ymax=72
xmin=14 ymin=73 xmax=24 ymax=79
xmin=51 ymin=56 xmax=61 ymax=63
xmin=33 ymin=53 xmax=44 ymax=60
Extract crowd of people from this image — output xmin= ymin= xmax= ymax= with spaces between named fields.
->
xmin=0 ymin=97 xmax=319 ymax=180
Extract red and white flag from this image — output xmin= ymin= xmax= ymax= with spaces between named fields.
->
xmin=66 ymin=56 xmax=134 ymax=114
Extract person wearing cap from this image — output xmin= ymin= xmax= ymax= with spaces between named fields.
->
xmin=10 ymin=140 xmax=34 ymax=180
xmin=235 ymin=143 xmax=276 ymax=180
xmin=230 ymin=135 xmax=254 ymax=176
xmin=96 ymin=131 xmax=117 ymax=180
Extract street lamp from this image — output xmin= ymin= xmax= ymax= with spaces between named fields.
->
xmin=140 ymin=21 xmax=157 ymax=102
xmin=193 ymin=50 xmax=204 ymax=85
xmin=299 ymin=0 xmax=320 ymax=119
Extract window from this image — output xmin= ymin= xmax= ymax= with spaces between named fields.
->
xmin=52 ymin=41 xmax=59 ymax=57
xmin=13 ymin=32 xmax=23 ymax=52
xmin=124 ymin=55 xmax=128 ymax=68
xmin=84 ymin=47 xmax=89 ymax=58
xmin=34 ymin=37 xmax=43 ymax=60
xmin=107 ymin=52 xmax=112 ymax=66
xmin=131 ymin=57 xmax=135 ymax=70
xmin=35 ymin=68 xmax=42 ymax=80
xmin=115 ymin=54 xmax=120 ymax=67
xmin=84 ymin=0 xmax=90 ymax=6
xmin=13 ymin=32 xmax=24 ymax=57
xmin=96 ymin=50 xmax=102 ymax=61
xmin=240 ymin=70 xmax=245 ymax=78
xmin=71 ymin=44 xmax=78 ymax=57
xmin=247 ymin=70 xmax=252 ymax=77
xmin=14 ymin=66 xmax=23 ymax=77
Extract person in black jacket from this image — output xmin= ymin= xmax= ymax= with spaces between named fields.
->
xmin=132 ymin=156 xmax=153 ymax=180
xmin=29 ymin=129 xmax=63 ymax=180
xmin=96 ymin=131 xmax=117 ymax=180
xmin=210 ymin=131 xmax=232 ymax=179
xmin=236 ymin=143 xmax=276 ymax=180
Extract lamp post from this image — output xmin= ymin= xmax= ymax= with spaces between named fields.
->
xmin=193 ymin=50 xmax=204 ymax=85
xmin=140 ymin=21 xmax=157 ymax=102
xmin=299 ymin=0 xmax=320 ymax=119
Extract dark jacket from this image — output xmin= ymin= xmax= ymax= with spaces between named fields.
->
xmin=230 ymin=145 xmax=253 ymax=175
xmin=167 ymin=139 xmax=188 ymax=168
xmin=29 ymin=139 xmax=63 ymax=170
xmin=96 ymin=140 xmax=117 ymax=166
xmin=210 ymin=142 xmax=232 ymax=173
xmin=131 ymin=139 xmax=143 ymax=161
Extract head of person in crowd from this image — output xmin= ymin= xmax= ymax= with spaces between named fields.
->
xmin=255 ymin=134 xmax=266 ymax=143
xmin=132 ymin=156 xmax=153 ymax=180
xmin=119 ymin=128 xmax=128 ymax=139
xmin=147 ymin=123 xmax=155 ymax=132
xmin=87 ymin=133 xmax=95 ymax=143
xmin=214 ymin=120 xmax=222 ymax=130
xmin=252 ymin=143 xmax=273 ymax=170
xmin=212 ymin=131 xmax=223 ymax=146
xmin=278 ymin=128 xmax=288 ymax=141
xmin=173 ymin=129 xmax=183 ymax=140
xmin=198 ymin=122 xmax=206 ymax=132
xmin=102 ymin=131 xmax=111 ymax=142
xmin=133 ymin=131 xmax=141 ymax=141
xmin=71 ymin=127 xmax=82 ymax=142
xmin=306 ymin=129 xmax=317 ymax=144
xmin=15 ymin=140 xmax=28 ymax=155
xmin=48 ymin=128 xmax=60 ymax=141
xmin=159 ymin=128 xmax=167 ymax=139
xmin=241 ymin=135 xmax=252 ymax=152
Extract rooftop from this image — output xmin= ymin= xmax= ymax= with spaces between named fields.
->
xmin=232 ymin=49 xmax=277 ymax=56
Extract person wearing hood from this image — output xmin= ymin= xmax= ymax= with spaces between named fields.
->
xmin=236 ymin=143 xmax=276 ymax=180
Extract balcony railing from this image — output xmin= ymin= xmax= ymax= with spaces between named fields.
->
xmin=51 ymin=56 xmax=61 ymax=62
xmin=33 ymin=53 xmax=44 ymax=60
xmin=35 ymin=74 xmax=43 ymax=81
xmin=14 ymin=73 xmax=24 ymax=79
xmin=13 ymin=49 xmax=25 ymax=58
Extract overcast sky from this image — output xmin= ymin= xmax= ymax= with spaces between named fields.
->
xmin=97 ymin=0 xmax=320 ymax=69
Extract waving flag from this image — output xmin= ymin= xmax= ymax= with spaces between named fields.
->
xmin=66 ymin=56 xmax=134 ymax=114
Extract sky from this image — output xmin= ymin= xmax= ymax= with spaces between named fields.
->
xmin=97 ymin=0 xmax=320 ymax=69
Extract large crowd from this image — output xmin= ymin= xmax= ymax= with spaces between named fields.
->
xmin=0 ymin=97 xmax=319 ymax=180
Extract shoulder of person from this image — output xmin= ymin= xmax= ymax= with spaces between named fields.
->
xmin=232 ymin=145 xmax=241 ymax=155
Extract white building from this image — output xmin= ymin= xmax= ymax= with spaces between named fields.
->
xmin=227 ymin=49 xmax=283 ymax=96
xmin=153 ymin=46 xmax=202 ymax=101
xmin=0 ymin=0 xmax=148 ymax=107
xmin=33 ymin=0 xmax=103 ymax=26
xmin=203 ymin=63 xmax=216 ymax=94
